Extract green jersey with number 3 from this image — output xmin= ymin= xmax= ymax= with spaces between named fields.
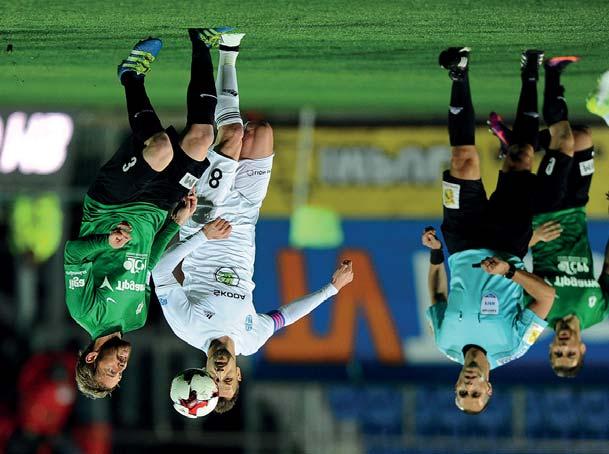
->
xmin=532 ymin=206 xmax=609 ymax=330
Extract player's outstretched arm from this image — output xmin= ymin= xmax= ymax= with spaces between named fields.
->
xmin=421 ymin=228 xmax=448 ymax=306
xmin=149 ymin=193 xmax=198 ymax=270
xmin=266 ymin=260 xmax=354 ymax=331
xmin=151 ymin=217 xmax=231 ymax=287
xmin=481 ymin=257 xmax=556 ymax=319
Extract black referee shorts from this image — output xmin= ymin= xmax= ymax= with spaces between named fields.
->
xmin=87 ymin=126 xmax=210 ymax=211
xmin=441 ymin=169 xmax=536 ymax=259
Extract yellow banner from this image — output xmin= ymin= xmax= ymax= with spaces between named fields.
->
xmin=262 ymin=126 xmax=609 ymax=218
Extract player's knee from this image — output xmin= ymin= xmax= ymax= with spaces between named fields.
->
xmin=549 ymin=122 xmax=575 ymax=154
xmin=246 ymin=121 xmax=273 ymax=138
xmin=450 ymin=147 xmax=479 ymax=176
xmin=572 ymin=125 xmax=593 ymax=151
xmin=504 ymin=144 xmax=533 ymax=171
xmin=181 ymin=125 xmax=215 ymax=161
xmin=241 ymin=121 xmax=274 ymax=159
xmin=220 ymin=123 xmax=245 ymax=145
xmin=215 ymin=123 xmax=244 ymax=159
xmin=143 ymin=132 xmax=173 ymax=171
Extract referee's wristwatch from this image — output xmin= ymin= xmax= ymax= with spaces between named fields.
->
xmin=504 ymin=263 xmax=517 ymax=279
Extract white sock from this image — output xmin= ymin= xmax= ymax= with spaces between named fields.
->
xmin=215 ymin=50 xmax=243 ymax=128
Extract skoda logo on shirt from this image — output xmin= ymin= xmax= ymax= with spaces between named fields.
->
xmin=215 ymin=267 xmax=240 ymax=287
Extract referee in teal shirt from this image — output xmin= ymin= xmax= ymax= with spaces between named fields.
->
xmin=428 ymin=47 xmax=557 ymax=414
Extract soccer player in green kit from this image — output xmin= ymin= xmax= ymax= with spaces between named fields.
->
xmin=488 ymin=56 xmax=609 ymax=378
xmin=64 ymin=29 xmax=233 ymax=398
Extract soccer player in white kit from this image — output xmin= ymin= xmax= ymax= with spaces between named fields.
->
xmin=152 ymin=32 xmax=355 ymax=414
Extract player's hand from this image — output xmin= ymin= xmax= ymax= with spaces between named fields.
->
xmin=172 ymin=191 xmax=198 ymax=226
xmin=108 ymin=221 xmax=132 ymax=249
xmin=203 ymin=218 xmax=232 ymax=240
xmin=480 ymin=256 xmax=510 ymax=276
xmin=331 ymin=260 xmax=354 ymax=291
xmin=533 ymin=221 xmax=562 ymax=243
xmin=421 ymin=228 xmax=442 ymax=250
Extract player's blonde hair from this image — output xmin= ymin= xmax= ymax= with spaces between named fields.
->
xmin=75 ymin=341 xmax=116 ymax=399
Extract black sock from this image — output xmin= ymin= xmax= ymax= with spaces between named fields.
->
xmin=543 ymin=69 xmax=568 ymax=126
xmin=123 ymin=73 xmax=163 ymax=143
xmin=448 ymin=74 xmax=475 ymax=146
xmin=187 ymin=39 xmax=217 ymax=125
xmin=513 ymin=74 xmax=539 ymax=147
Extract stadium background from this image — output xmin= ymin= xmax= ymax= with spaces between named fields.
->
xmin=2 ymin=0 xmax=609 ymax=453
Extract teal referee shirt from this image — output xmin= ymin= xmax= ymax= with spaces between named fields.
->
xmin=426 ymin=249 xmax=548 ymax=369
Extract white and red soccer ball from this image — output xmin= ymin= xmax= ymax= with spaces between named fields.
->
xmin=170 ymin=368 xmax=219 ymax=418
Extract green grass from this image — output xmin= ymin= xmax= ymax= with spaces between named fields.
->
xmin=1 ymin=0 xmax=608 ymax=119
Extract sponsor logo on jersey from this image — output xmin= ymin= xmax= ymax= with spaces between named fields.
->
xmin=213 ymin=289 xmax=245 ymax=300
xmin=556 ymin=257 xmax=590 ymax=276
xmin=524 ymin=322 xmax=545 ymax=345
xmin=99 ymin=276 xmax=113 ymax=291
xmin=179 ymin=172 xmax=199 ymax=189
xmin=579 ymin=159 xmax=594 ymax=176
xmin=215 ymin=267 xmax=240 ymax=287
xmin=68 ymin=276 xmax=85 ymax=290
xmin=66 ymin=270 xmax=87 ymax=276
xmin=553 ymin=275 xmax=600 ymax=288
xmin=442 ymin=181 xmax=460 ymax=209
xmin=116 ymin=279 xmax=145 ymax=292
xmin=545 ymin=157 xmax=556 ymax=175
xmin=245 ymin=314 xmax=253 ymax=331
xmin=204 ymin=310 xmax=215 ymax=319
xmin=158 ymin=297 xmax=168 ymax=306
xmin=136 ymin=302 xmax=144 ymax=315
xmin=246 ymin=169 xmax=272 ymax=177
xmin=480 ymin=292 xmax=499 ymax=315
xmin=123 ymin=253 xmax=147 ymax=275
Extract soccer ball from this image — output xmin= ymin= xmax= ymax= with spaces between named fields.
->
xmin=170 ymin=368 xmax=219 ymax=418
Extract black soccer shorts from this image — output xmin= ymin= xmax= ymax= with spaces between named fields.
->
xmin=441 ymin=169 xmax=537 ymax=259
xmin=88 ymin=126 xmax=210 ymax=211
xmin=534 ymin=146 xmax=594 ymax=214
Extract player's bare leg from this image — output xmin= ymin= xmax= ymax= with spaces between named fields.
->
xmin=439 ymin=47 xmax=480 ymax=180
xmin=141 ymin=132 xmax=173 ymax=171
xmin=240 ymin=121 xmax=274 ymax=159
xmin=213 ymin=34 xmax=246 ymax=160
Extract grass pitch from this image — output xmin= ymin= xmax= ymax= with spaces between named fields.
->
xmin=1 ymin=0 xmax=608 ymax=119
